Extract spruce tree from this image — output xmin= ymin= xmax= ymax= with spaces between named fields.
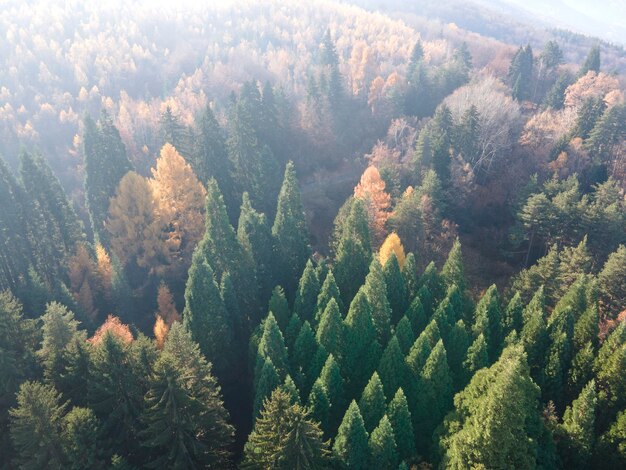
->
xmin=256 ymin=312 xmax=289 ymax=380
xmin=420 ymin=340 xmax=453 ymax=431
xmin=333 ymin=400 xmax=370 ymax=470
xmin=62 ymin=406 xmax=108 ymax=470
xmin=447 ymin=320 xmax=471 ymax=389
xmin=281 ymin=375 xmax=301 ymax=405
xmin=394 ymin=316 xmax=415 ymax=355
xmin=402 ymin=252 xmax=419 ymax=301
xmin=520 ymin=287 xmax=549 ymax=383
xmin=378 ymin=335 xmax=408 ymax=400
xmin=579 ymin=45 xmax=600 ymax=76
xmin=254 ymin=358 xmax=280 ymax=419
xmin=182 ymin=253 xmax=234 ymax=378
xmin=472 ymin=284 xmax=503 ymax=362
xmin=9 ymin=381 xmax=67 ymax=470
xmin=316 ymin=269 xmax=344 ymax=321
xmin=405 ymin=295 xmax=427 ymax=336
xmin=462 ymin=333 xmax=488 ymax=387
xmin=140 ymin=326 xmax=234 ymax=468
xmin=307 ymin=379 xmax=330 ymax=436
xmin=441 ymin=238 xmax=466 ymax=293
xmin=405 ymin=332 xmax=432 ymax=381
xmin=244 ymin=388 xmax=330 ymax=469
xmin=503 ymin=292 xmax=524 ymax=336
xmin=285 ymin=313 xmax=302 ymax=352
xmin=316 ymin=298 xmax=343 ymax=360
xmin=387 ymin=388 xmax=416 ymax=463
xmin=362 ymin=258 xmax=392 ymax=345
xmin=543 ymin=305 xmax=575 ymax=409
xmin=292 ymin=321 xmax=319 ymax=396
xmin=560 ymin=379 xmax=596 ymax=469
xmin=359 ymin=372 xmax=387 ymax=433
xmin=268 ymin=286 xmax=290 ymax=333
xmin=293 ymin=260 xmax=320 ymax=324
xmin=319 ymin=354 xmax=347 ymax=434
xmin=272 ymin=161 xmax=310 ymax=299
xmin=419 ymin=261 xmax=445 ymax=309
xmin=383 ymin=253 xmax=409 ymax=324
xmin=368 ymin=415 xmax=399 ymax=469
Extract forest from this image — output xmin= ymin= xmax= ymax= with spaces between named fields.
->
xmin=0 ymin=0 xmax=625 ymax=468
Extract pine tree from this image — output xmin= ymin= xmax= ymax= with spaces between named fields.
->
xmin=462 ymin=333 xmax=488 ymax=386
xmin=420 ymin=340 xmax=453 ymax=432
xmin=319 ymin=354 xmax=347 ymax=434
xmin=61 ymin=406 xmax=108 ymax=470
xmin=383 ymin=253 xmax=409 ymax=325
xmin=238 ymin=192 xmax=275 ymax=306
xmin=402 ymin=252 xmax=419 ymax=301
xmin=508 ymin=45 xmax=534 ymax=101
xmin=598 ymin=244 xmax=626 ymax=318
xmin=268 ymin=286 xmax=290 ymax=333
xmin=368 ymin=415 xmax=399 ymax=469
xmin=440 ymin=345 xmax=545 ymax=470
xmin=292 ymin=321 xmax=319 ymax=396
xmin=362 ymin=258 xmax=392 ymax=345
xmin=254 ymin=358 xmax=281 ymax=419
xmin=579 ymin=45 xmax=600 ymax=76
xmin=503 ymin=292 xmax=524 ymax=336
xmin=285 ymin=313 xmax=303 ymax=352
xmin=406 ymin=331 xmax=432 ymax=382
xmin=281 ymin=375 xmax=301 ymax=405
xmin=182 ymin=253 xmax=234 ymax=379
xmin=387 ymin=388 xmax=416 ymax=463
xmin=244 ymin=388 xmax=330 ymax=470
xmin=378 ymin=335 xmax=408 ymax=400
xmin=543 ymin=304 xmax=574 ymax=409
xmin=272 ymin=161 xmax=310 ymax=299
xmin=316 ymin=269 xmax=344 ymax=321
xmin=472 ymin=284 xmax=503 ymax=362
xmin=441 ymin=238 xmax=466 ymax=293
xmin=256 ymin=312 xmax=289 ymax=380
xmin=594 ymin=323 xmax=626 ymax=427
xmin=520 ymin=286 xmax=549 ymax=383
xmin=560 ymin=379 xmax=596 ymax=469
xmin=359 ymin=372 xmax=387 ymax=433
xmin=83 ymin=112 xmax=133 ymax=241
xmin=447 ymin=320 xmax=471 ymax=388
xmin=140 ymin=327 xmax=234 ymax=469
xmin=430 ymin=105 xmax=454 ymax=186
xmin=294 ymin=260 xmax=320 ymax=324
xmin=316 ymin=298 xmax=343 ymax=360
xmin=394 ymin=316 xmax=415 ymax=355
xmin=405 ymin=295 xmax=427 ymax=336
xmin=307 ymin=379 xmax=330 ymax=436
xmin=333 ymin=400 xmax=370 ymax=470
xmin=10 ymin=381 xmax=67 ymax=470
xmin=420 ymin=261 xmax=445 ymax=310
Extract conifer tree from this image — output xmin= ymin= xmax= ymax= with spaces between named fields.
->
xmin=292 ymin=321 xmax=319 ymax=396
xmin=307 ymin=379 xmax=330 ymax=436
xmin=420 ymin=340 xmax=453 ymax=432
xmin=520 ymin=287 xmax=549 ymax=383
xmin=9 ymin=381 xmax=67 ymax=470
xmin=256 ymin=312 xmax=289 ymax=380
xmin=254 ymin=358 xmax=281 ymax=419
xmin=384 ymin=253 xmax=409 ymax=324
xmin=268 ymin=286 xmax=290 ymax=333
xmin=503 ymin=292 xmax=524 ymax=336
xmin=244 ymin=388 xmax=330 ymax=470
xmin=406 ymin=332 xmax=432 ymax=382
xmin=394 ymin=316 xmax=415 ymax=355
xmin=272 ymin=161 xmax=310 ymax=299
xmin=333 ymin=400 xmax=370 ymax=469
xmin=560 ymin=379 xmax=597 ymax=469
xmin=362 ymin=258 xmax=392 ymax=344
xmin=378 ymin=335 xmax=409 ymax=400
xmin=62 ymin=406 xmax=108 ymax=470
xmin=285 ymin=313 xmax=303 ymax=352
xmin=316 ymin=298 xmax=343 ymax=360
xmin=368 ymin=415 xmax=399 ymax=469
xmin=294 ymin=260 xmax=320 ymax=324
xmin=83 ymin=112 xmax=133 ymax=241
xmin=462 ymin=333 xmax=488 ymax=387
xmin=316 ymin=269 xmax=344 ymax=320
xmin=140 ymin=323 xmax=234 ymax=468
xmin=402 ymin=252 xmax=419 ymax=301
xmin=387 ymin=388 xmax=416 ymax=463
xmin=405 ymin=295 xmax=427 ymax=336
xmin=359 ymin=372 xmax=387 ymax=433
xmin=472 ymin=284 xmax=503 ymax=362
xmin=430 ymin=105 xmax=454 ymax=186
xmin=594 ymin=323 xmax=626 ymax=427
xmin=447 ymin=320 xmax=471 ymax=388
xmin=508 ymin=45 xmax=534 ymax=101
xmin=182 ymin=253 xmax=234 ymax=378
xmin=281 ymin=375 xmax=301 ymax=405
xmin=420 ymin=261 xmax=445 ymax=309
xmin=441 ymin=238 xmax=466 ymax=293
xmin=543 ymin=304 xmax=574 ymax=409
xmin=319 ymin=354 xmax=347 ymax=434
xmin=598 ymin=245 xmax=626 ymax=318
xmin=579 ymin=45 xmax=600 ymax=76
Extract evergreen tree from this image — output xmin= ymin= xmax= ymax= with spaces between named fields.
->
xmin=140 ymin=324 xmax=234 ymax=468
xmin=598 ymin=244 xmax=626 ymax=318
xmin=420 ymin=340 xmax=453 ymax=433
xmin=82 ymin=112 xmax=133 ymax=241
xmin=368 ymin=415 xmax=399 ymax=469
xmin=447 ymin=320 xmax=471 ymax=388
xmin=362 ymin=258 xmax=392 ymax=345
xmin=559 ymin=379 xmax=596 ymax=469
xmin=9 ymin=381 xmax=67 ymax=470
xmin=378 ymin=335 xmax=408 ymax=400
xmin=316 ymin=269 xmax=344 ymax=321
xmin=585 ymin=103 xmax=626 ymax=167
xmin=294 ymin=260 xmax=320 ymax=324
xmin=159 ymin=106 xmax=191 ymax=158
xmin=402 ymin=252 xmax=419 ymax=301
xmin=316 ymin=298 xmax=343 ymax=360
xmin=419 ymin=261 xmax=445 ymax=310
xmin=394 ymin=316 xmax=415 ymax=355
xmin=462 ymin=333 xmax=488 ymax=386
xmin=508 ymin=45 xmax=534 ymax=101
xmin=333 ymin=400 xmax=370 ymax=470
xmin=430 ymin=105 xmax=454 ymax=187
xmin=520 ymin=287 xmax=549 ymax=383
xmin=281 ymin=375 xmax=301 ymax=405
xmin=594 ymin=323 xmax=626 ymax=427
xmin=256 ymin=312 xmax=289 ymax=380
xmin=543 ymin=304 xmax=575 ymax=409
xmin=268 ymin=286 xmax=290 ymax=333
xmin=405 ymin=332 xmax=432 ymax=382
xmin=182 ymin=253 xmax=234 ymax=379
xmin=359 ymin=372 xmax=387 ymax=433
xmin=404 ymin=295 xmax=427 ymax=336
xmin=62 ymin=407 xmax=108 ymax=470
xmin=272 ymin=161 xmax=310 ymax=299
xmin=319 ymin=354 xmax=347 ymax=434
xmin=254 ymin=358 xmax=281 ymax=419
xmin=307 ymin=379 xmax=330 ymax=436
xmin=440 ymin=345 xmax=546 ymax=469
xmin=579 ymin=45 xmax=601 ymax=76
xmin=244 ymin=388 xmax=330 ymax=469
xmin=383 ymin=253 xmax=408 ymax=325
xmin=472 ymin=284 xmax=503 ymax=362
xmin=441 ymin=238 xmax=466 ymax=294
xmin=292 ymin=321 xmax=319 ymax=396
xmin=543 ymin=71 xmax=574 ymax=110
xmin=503 ymin=292 xmax=524 ymax=336
xmin=285 ymin=313 xmax=303 ymax=352
xmin=387 ymin=388 xmax=416 ymax=463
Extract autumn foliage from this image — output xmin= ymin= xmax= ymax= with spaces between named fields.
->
xmin=354 ymin=166 xmax=391 ymax=247
xmin=88 ymin=314 xmax=134 ymax=346
xmin=379 ymin=232 xmax=406 ymax=269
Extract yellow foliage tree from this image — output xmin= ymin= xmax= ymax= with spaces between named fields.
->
xmin=95 ymin=242 xmax=113 ymax=301
xmin=379 ymin=232 xmax=406 ymax=269
xmin=106 ymin=171 xmax=167 ymax=275
xmin=150 ymin=143 xmax=206 ymax=276
xmin=88 ymin=314 xmax=133 ymax=346
xmin=354 ymin=165 xmax=391 ymax=247
xmin=153 ymin=283 xmax=180 ymax=349
xmin=67 ymin=243 xmax=100 ymax=320
xmin=154 ymin=315 xmax=168 ymax=349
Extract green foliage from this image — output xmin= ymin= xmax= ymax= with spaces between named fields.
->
xmin=316 ymin=269 xmax=344 ymax=321
xmin=472 ymin=285 xmax=503 ymax=362
xmin=359 ymin=372 xmax=387 ymax=433
xmin=383 ymin=253 xmax=408 ymax=325
xmin=559 ymin=380 xmax=596 ymax=469
xmin=394 ymin=316 xmax=414 ymax=355
xmin=294 ymin=260 xmax=320 ymax=324
xmin=520 ymin=287 xmax=549 ymax=383
xmin=578 ymin=45 xmax=600 ymax=76
xmin=333 ymin=400 xmax=370 ymax=469
xmin=256 ymin=312 xmax=289 ymax=380
xmin=245 ymin=388 xmax=330 ymax=470
xmin=272 ymin=161 xmax=310 ymax=299
xmin=441 ymin=238 xmax=466 ymax=294
xmin=316 ymin=298 xmax=343 ymax=360
xmin=62 ymin=407 xmax=108 ymax=470
xmin=10 ymin=381 xmax=67 ymax=470
xmin=503 ymin=292 xmax=524 ymax=336
xmin=378 ymin=336 xmax=408 ymax=400
xmin=268 ymin=286 xmax=290 ymax=332
xmin=363 ymin=258 xmax=392 ymax=345
xmin=319 ymin=354 xmax=347 ymax=435
xmin=462 ymin=333 xmax=488 ymax=387
xmin=405 ymin=295 xmax=427 ymax=336
xmin=387 ymin=388 xmax=416 ymax=463
xmin=307 ymin=379 xmax=330 ymax=436
xmin=281 ymin=374 xmax=301 ymax=405
xmin=595 ymin=323 xmax=626 ymax=428
xmin=292 ymin=321 xmax=319 ymax=396
xmin=254 ymin=358 xmax=280 ymax=419
xmin=368 ymin=415 xmax=399 ymax=469
xmin=509 ymin=45 xmax=534 ymax=101
xmin=402 ymin=253 xmax=419 ymax=301
xmin=598 ymin=244 xmax=626 ymax=318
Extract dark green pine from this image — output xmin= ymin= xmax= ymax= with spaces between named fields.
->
xmin=307 ymin=379 xmax=331 ymax=437
xmin=368 ymin=415 xmax=399 ymax=469
xmin=316 ymin=298 xmax=343 ymax=361
xmin=316 ymin=269 xmax=344 ymax=321
xmin=253 ymin=357 xmax=280 ymax=419
xmin=405 ymin=295 xmax=427 ymax=336
xmin=378 ymin=336 xmax=409 ymax=400
xmin=394 ymin=316 xmax=415 ymax=355
xmin=383 ymin=253 xmax=409 ymax=325
xmin=319 ymin=354 xmax=347 ymax=434
xmin=358 ymin=372 xmax=387 ymax=433
xmin=333 ymin=400 xmax=370 ymax=469
xmin=363 ymin=258 xmax=393 ymax=345
xmin=472 ymin=284 xmax=503 ymax=363
xmin=402 ymin=252 xmax=419 ymax=301
xmin=387 ymin=388 xmax=416 ymax=463
xmin=293 ymin=260 xmax=320 ymax=324
xmin=267 ymin=286 xmax=290 ymax=333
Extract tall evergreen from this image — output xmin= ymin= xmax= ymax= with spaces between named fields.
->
xmin=268 ymin=286 xmax=290 ymax=333
xmin=272 ymin=161 xmax=310 ymax=299
xmin=140 ymin=323 xmax=233 ymax=468
xmin=333 ymin=401 xmax=370 ymax=470
xmin=62 ymin=406 xmax=108 ymax=470
xmin=429 ymin=105 xmax=454 ymax=187
xmin=559 ymin=379 xmax=597 ymax=469
xmin=404 ymin=295 xmax=427 ymax=336
xmin=82 ymin=112 xmax=132 ymax=241
xmin=387 ymin=388 xmax=416 ymax=463
xmin=579 ymin=45 xmax=601 ymax=76
xmin=378 ymin=335 xmax=408 ymax=400
xmin=358 ymin=372 xmax=387 ymax=433
xmin=316 ymin=298 xmax=343 ymax=360
xmin=462 ymin=333 xmax=488 ymax=386
xmin=383 ymin=253 xmax=408 ymax=325
xmin=307 ymin=379 xmax=330 ymax=436
xmin=472 ymin=284 xmax=503 ymax=362
xmin=256 ymin=312 xmax=289 ymax=380
xmin=508 ymin=45 xmax=534 ymax=101
xmin=319 ymin=354 xmax=347 ymax=434
xmin=368 ymin=415 xmax=399 ymax=469
xmin=253 ymin=358 xmax=280 ymax=419
xmin=402 ymin=252 xmax=419 ymax=301
xmin=316 ymin=269 xmax=344 ymax=321
xmin=292 ymin=321 xmax=319 ymax=396
xmin=441 ymin=238 xmax=466 ymax=294
xmin=394 ymin=316 xmax=415 ymax=355
xmin=503 ymin=292 xmax=524 ymax=336
xmin=520 ymin=287 xmax=549 ymax=383
xmin=293 ymin=260 xmax=320 ymax=324
xmin=362 ymin=258 xmax=392 ymax=345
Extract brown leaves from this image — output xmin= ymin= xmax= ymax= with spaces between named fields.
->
xmin=88 ymin=314 xmax=133 ymax=346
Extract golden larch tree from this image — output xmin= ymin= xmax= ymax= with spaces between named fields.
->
xmin=150 ymin=143 xmax=206 ymax=276
xmin=95 ymin=243 xmax=113 ymax=301
xmin=153 ymin=283 xmax=181 ymax=349
xmin=67 ymin=243 xmax=100 ymax=320
xmin=379 ymin=232 xmax=406 ymax=269
xmin=354 ymin=165 xmax=391 ymax=247
xmin=106 ymin=171 xmax=167 ymax=275
xmin=88 ymin=314 xmax=133 ymax=346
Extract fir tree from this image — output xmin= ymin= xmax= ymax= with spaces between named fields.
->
xmin=404 ymin=295 xmax=427 ymax=336
xmin=472 ymin=284 xmax=503 ymax=362
xmin=307 ymin=379 xmax=330 ymax=436
xmin=285 ymin=313 xmax=303 ymax=352
xmin=292 ymin=321 xmax=319 ymax=396
xmin=256 ymin=312 xmax=289 ymax=380
xmin=441 ymin=238 xmax=466 ymax=294
xmin=254 ymin=358 xmax=281 ymax=419
xmin=294 ymin=260 xmax=320 ymax=324
xmin=359 ymin=372 xmax=387 ymax=433
xmin=62 ymin=407 xmax=108 ymax=470
xmin=319 ymin=354 xmax=347 ymax=434
xmin=462 ymin=333 xmax=488 ymax=386
xmin=316 ymin=269 xmax=344 ymax=321
xmin=378 ymin=335 xmax=408 ymax=400
xmin=387 ymin=388 xmax=416 ymax=463
xmin=383 ymin=253 xmax=408 ymax=325
xmin=394 ymin=316 xmax=415 ymax=355
xmin=268 ymin=286 xmax=290 ymax=333
xmin=316 ymin=298 xmax=343 ymax=360
xmin=281 ymin=375 xmax=301 ymax=405
xmin=560 ymin=379 xmax=597 ymax=469
xmin=503 ymin=292 xmax=524 ymax=336
xmin=368 ymin=415 xmax=399 ymax=469
xmin=402 ymin=252 xmax=419 ymax=301
xmin=520 ymin=287 xmax=549 ymax=383
xmin=579 ymin=45 xmax=600 ymax=76
xmin=420 ymin=340 xmax=453 ymax=433
xmin=333 ymin=401 xmax=370 ymax=470
xmin=362 ymin=258 xmax=392 ymax=345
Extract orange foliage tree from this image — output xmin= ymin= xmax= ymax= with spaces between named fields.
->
xmin=153 ymin=283 xmax=180 ymax=349
xmin=88 ymin=314 xmax=134 ymax=346
xmin=67 ymin=243 xmax=101 ymax=321
xmin=379 ymin=232 xmax=406 ymax=269
xmin=354 ymin=165 xmax=391 ymax=247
